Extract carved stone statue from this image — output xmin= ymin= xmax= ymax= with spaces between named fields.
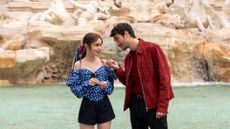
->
xmin=109 ymin=0 xmax=151 ymax=22
xmin=223 ymin=0 xmax=230 ymax=21
xmin=213 ymin=12 xmax=230 ymax=29
xmin=147 ymin=0 xmax=184 ymax=29
xmin=70 ymin=0 xmax=110 ymax=26
xmin=186 ymin=0 xmax=210 ymax=31
xmin=29 ymin=0 xmax=76 ymax=26
xmin=185 ymin=0 xmax=230 ymax=31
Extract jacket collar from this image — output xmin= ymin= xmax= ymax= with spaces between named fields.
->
xmin=136 ymin=38 xmax=144 ymax=54
xmin=126 ymin=38 xmax=144 ymax=59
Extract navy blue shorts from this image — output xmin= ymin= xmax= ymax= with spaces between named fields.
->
xmin=78 ymin=95 xmax=115 ymax=125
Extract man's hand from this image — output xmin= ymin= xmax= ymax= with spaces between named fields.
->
xmin=105 ymin=59 xmax=120 ymax=70
xmin=156 ymin=112 xmax=166 ymax=119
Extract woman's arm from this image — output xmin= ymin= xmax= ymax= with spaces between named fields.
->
xmin=66 ymin=61 xmax=90 ymax=98
xmin=102 ymin=67 xmax=117 ymax=95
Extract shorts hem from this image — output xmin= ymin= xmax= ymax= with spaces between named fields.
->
xmin=97 ymin=116 xmax=115 ymax=124
xmin=79 ymin=116 xmax=115 ymax=125
xmin=78 ymin=120 xmax=96 ymax=125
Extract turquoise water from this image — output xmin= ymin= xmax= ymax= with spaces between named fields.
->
xmin=0 ymin=84 xmax=230 ymax=129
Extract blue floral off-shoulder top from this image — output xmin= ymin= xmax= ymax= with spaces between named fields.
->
xmin=66 ymin=66 xmax=117 ymax=102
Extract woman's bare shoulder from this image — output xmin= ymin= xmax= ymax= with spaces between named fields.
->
xmin=74 ymin=61 xmax=81 ymax=70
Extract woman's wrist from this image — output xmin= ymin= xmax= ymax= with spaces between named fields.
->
xmin=99 ymin=81 xmax=107 ymax=89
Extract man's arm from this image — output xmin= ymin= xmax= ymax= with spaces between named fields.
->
xmin=114 ymin=66 xmax=126 ymax=85
xmin=105 ymin=59 xmax=126 ymax=85
xmin=152 ymin=44 xmax=174 ymax=114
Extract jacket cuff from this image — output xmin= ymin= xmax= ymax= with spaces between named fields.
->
xmin=114 ymin=66 xmax=123 ymax=74
xmin=156 ymin=107 xmax=168 ymax=114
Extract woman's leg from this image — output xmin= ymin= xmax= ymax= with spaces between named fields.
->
xmin=80 ymin=123 xmax=94 ymax=129
xmin=97 ymin=121 xmax=111 ymax=129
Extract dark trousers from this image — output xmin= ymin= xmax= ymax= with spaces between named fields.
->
xmin=129 ymin=95 xmax=168 ymax=129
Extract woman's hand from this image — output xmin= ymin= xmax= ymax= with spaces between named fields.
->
xmin=99 ymin=81 xmax=107 ymax=89
xmin=88 ymin=78 xmax=100 ymax=86
xmin=89 ymin=78 xmax=107 ymax=89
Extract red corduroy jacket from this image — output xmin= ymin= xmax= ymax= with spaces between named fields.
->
xmin=115 ymin=39 xmax=174 ymax=113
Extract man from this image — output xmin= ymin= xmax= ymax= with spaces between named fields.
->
xmin=106 ymin=23 xmax=174 ymax=129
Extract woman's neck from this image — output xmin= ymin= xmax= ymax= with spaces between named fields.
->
xmin=84 ymin=52 xmax=97 ymax=62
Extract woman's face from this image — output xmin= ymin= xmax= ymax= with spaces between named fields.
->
xmin=86 ymin=38 xmax=103 ymax=56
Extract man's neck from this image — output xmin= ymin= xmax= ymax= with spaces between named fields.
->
xmin=129 ymin=38 xmax=139 ymax=51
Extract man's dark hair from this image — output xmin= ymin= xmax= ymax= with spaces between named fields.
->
xmin=110 ymin=23 xmax=136 ymax=38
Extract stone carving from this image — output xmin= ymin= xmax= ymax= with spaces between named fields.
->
xmin=70 ymin=0 xmax=110 ymax=26
xmin=154 ymin=0 xmax=230 ymax=30
xmin=149 ymin=1 xmax=184 ymax=28
xmin=112 ymin=0 xmax=151 ymax=22
xmin=0 ymin=13 xmax=9 ymax=21
xmin=113 ymin=0 xmax=122 ymax=8
xmin=186 ymin=0 xmax=214 ymax=31
xmin=1 ymin=34 xmax=26 ymax=50
xmin=222 ymin=0 xmax=230 ymax=24
xmin=0 ymin=47 xmax=49 ymax=84
xmin=29 ymin=0 xmax=76 ymax=26
xmin=0 ymin=1 xmax=9 ymax=22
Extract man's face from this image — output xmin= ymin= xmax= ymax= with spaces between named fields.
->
xmin=113 ymin=34 xmax=129 ymax=50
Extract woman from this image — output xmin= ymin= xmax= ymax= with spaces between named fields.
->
xmin=66 ymin=32 xmax=116 ymax=129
